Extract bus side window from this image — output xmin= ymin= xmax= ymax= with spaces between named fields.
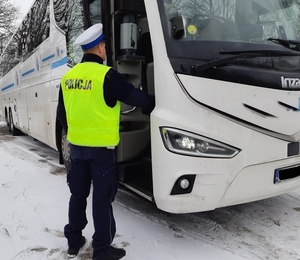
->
xmin=54 ymin=0 xmax=85 ymax=65
xmin=88 ymin=0 xmax=102 ymax=25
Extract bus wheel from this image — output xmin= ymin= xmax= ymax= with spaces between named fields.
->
xmin=8 ymin=110 xmax=21 ymax=136
xmin=6 ymin=111 xmax=9 ymax=129
xmin=61 ymin=128 xmax=71 ymax=170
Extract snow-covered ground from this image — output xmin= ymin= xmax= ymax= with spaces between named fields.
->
xmin=1 ymin=121 xmax=300 ymax=260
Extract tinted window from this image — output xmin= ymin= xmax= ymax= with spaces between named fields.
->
xmin=0 ymin=0 xmax=50 ymax=76
xmin=54 ymin=0 xmax=86 ymax=65
xmin=54 ymin=0 xmax=103 ymax=65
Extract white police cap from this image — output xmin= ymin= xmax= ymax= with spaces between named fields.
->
xmin=75 ymin=23 xmax=105 ymax=51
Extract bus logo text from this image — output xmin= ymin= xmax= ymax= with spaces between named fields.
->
xmin=281 ymin=76 xmax=300 ymax=89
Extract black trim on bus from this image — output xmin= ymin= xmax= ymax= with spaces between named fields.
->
xmin=102 ymin=0 xmax=113 ymax=66
xmin=82 ymin=1 xmax=91 ymax=28
xmin=274 ymin=164 xmax=300 ymax=183
xmin=287 ymin=142 xmax=300 ymax=157
xmin=170 ymin=57 xmax=300 ymax=91
xmin=243 ymin=104 xmax=276 ymax=118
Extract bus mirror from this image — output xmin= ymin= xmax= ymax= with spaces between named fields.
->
xmin=170 ymin=16 xmax=185 ymax=39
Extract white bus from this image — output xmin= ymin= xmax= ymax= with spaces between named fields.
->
xmin=1 ymin=0 xmax=300 ymax=213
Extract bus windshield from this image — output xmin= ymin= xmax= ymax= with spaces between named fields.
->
xmin=159 ymin=0 xmax=300 ymax=64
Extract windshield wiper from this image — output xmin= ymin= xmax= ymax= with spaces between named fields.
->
xmin=267 ymin=38 xmax=300 ymax=50
xmin=219 ymin=49 xmax=299 ymax=56
xmin=191 ymin=49 xmax=300 ymax=73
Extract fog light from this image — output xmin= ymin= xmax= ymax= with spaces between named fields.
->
xmin=180 ymin=179 xmax=190 ymax=189
xmin=171 ymin=175 xmax=196 ymax=195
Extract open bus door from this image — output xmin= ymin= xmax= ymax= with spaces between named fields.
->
xmin=85 ymin=0 xmax=155 ymax=201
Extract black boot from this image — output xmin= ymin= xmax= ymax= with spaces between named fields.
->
xmin=67 ymin=236 xmax=86 ymax=258
xmin=93 ymin=246 xmax=126 ymax=260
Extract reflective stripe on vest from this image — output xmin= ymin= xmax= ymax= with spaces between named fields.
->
xmin=61 ymin=62 xmax=120 ymax=147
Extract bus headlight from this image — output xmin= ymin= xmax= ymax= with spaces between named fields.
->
xmin=160 ymin=127 xmax=239 ymax=158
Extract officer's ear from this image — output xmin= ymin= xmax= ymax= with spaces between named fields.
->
xmin=98 ymin=41 xmax=106 ymax=59
xmin=99 ymin=41 xmax=106 ymax=49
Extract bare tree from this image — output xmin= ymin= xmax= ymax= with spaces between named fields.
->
xmin=0 ymin=0 xmax=20 ymax=51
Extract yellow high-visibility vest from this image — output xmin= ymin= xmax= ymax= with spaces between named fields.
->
xmin=61 ymin=62 xmax=120 ymax=147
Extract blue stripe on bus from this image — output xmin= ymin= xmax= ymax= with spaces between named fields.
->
xmin=42 ymin=54 xmax=56 ymax=62
xmin=22 ymin=68 xmax=35 ymax=77
xmin=51 ymin=56 xmax=68 ymax=70
xmin=1 ymin=83 xmax=14 ymax=92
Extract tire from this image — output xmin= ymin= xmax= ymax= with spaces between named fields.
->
xmin=61 ymin=128 xmax=71 ymax=170
xmin=6 ymin=112 xmax=9 ymax=129
xmin=8 ymin=110 xmax=21 ymax=136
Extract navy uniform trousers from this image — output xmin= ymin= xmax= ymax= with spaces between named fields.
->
xmin=64 ymin=144 xmax=117 ymax=258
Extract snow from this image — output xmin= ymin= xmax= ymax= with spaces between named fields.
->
xmin=1 ymin=120 xmax=300 ymax=260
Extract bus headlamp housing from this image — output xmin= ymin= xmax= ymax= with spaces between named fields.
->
xmin=160 ymin=127 xmax=239 ymax=158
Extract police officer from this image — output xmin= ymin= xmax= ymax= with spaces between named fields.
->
xmin=56 ymin=23 xmax=155 ymax=260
